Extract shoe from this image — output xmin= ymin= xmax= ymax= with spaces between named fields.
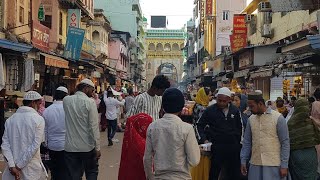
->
xmin=108 ymin=140 xmax=113 ymax=146
xmin=112 ymin=139 xmax=119 ymax=143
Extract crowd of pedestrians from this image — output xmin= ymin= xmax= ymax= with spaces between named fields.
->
xmin=2 ymin=74 xmax=320 ymax=180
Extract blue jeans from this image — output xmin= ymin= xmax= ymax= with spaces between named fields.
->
xmin=108 ymin=119 xmax=117 ymax=141
xmin=64 ymin=149 xmax=99 ymax=180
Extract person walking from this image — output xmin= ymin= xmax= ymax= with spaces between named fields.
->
xmin=1 ymin=91 xmax=47 ymax=180
xmin=287 ymin=99 xmax=320 ymax=180
xmin=127 ymin=75 xmax=170 ymax=121
xmin=104 ymin=90 xmax=125 ymax=146
xmin=197 ymin=87 xmax=242 ymax=180
xmin=144 ymin=88 xmax=200 ymax=180
xmin=42 ymin=86 xmax=68 ymax=180
xmin=240 ymin=92 xmax=290 ymax=180
xmin=124 ymin=90 xmax=135 ymax=114
xmin=63 ymin=79 xmax=101 ymax=180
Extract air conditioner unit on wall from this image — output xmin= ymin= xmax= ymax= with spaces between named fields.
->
xmin=245 ymin=14 xmax=255 ymax=23
xmin=261 ymin=24 xmax=273 ymax=38
xmin=258 ymin=2 xmax=272 ymax=12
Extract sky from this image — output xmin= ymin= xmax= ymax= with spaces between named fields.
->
xmin=140 ymin=0 xmax=194 ymax=29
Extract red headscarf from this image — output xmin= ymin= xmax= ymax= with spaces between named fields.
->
xmin=118 ymin=113 xmax=153 ymax=180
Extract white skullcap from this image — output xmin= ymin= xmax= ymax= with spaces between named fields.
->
xmin=80 ymin=78 xmax=95 ymax=88
xmin=231 ymin=91 xmax=236 ymax=95
xmin=255 ymin=90 xmax=263 ymax=94
xmin=216 ymin=87 xmax=232 ymax=97
xmin=24 ymin=91 xmax=42 ymax=101
xmin=56 ymin=86 xmax=68 ymax=94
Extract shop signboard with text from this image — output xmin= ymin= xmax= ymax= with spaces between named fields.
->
xmin=206 ymin=0 xmax=213 ymax=16
xmin=64 ymin=27 xmax=85 ymax=60
xmin=230 ymin=34 xmax=247 ymax=53
xmin=233 ymin=14 xmax=247 ymax=34
xmin=67 ymin=9 xmax=81 ymax=28
xmin=230 ymin=14 xmax=247 ymax=53
xmin=32 ymin=21 xmax=50 ymax=52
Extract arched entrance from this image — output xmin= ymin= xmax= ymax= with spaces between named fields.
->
xmin=156 ymin=63 xmax=178 ymax=87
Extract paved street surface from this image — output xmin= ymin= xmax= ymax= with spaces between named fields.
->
xmin=0 ymin=132 xmax=124 ymax=180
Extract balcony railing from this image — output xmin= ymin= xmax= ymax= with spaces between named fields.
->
xmin=95 ymin=41 xmax=108 ymax=56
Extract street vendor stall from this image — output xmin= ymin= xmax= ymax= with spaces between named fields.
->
xmin=191 ymin=144 xmax=211 ymax=180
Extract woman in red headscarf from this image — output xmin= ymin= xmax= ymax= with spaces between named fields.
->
xmin=118 ymin=113 xmax=153 ymax=180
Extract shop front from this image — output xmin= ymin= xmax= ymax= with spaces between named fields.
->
xmin=37 ymin=53 xmax=71 ymax=96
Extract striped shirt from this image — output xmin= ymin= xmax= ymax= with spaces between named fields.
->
xmin=126 ymin=92 xmax=162 ymax=121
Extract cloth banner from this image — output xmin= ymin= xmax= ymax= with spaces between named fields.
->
xmin=22 ymin=59 xmax=35 ymax=91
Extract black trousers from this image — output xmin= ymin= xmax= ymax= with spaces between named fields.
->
xmin=49 ymin=150 xmax=68 ymax=180
xmin=107 ymin=119 xmax=117 ymax=141
xmin=209 ymin=144 xmax=241 ymax=180
xmin=65 ymin=149 xmax=99 ymax=180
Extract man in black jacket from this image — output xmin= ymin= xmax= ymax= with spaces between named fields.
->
xmin=197 ymin=87 xmax=242 ymax=180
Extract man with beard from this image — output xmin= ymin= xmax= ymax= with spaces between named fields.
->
xmin=197 ymin=87 xmax=242 ymax=180
xmin=240 ymin=92 xmax=290 ymax=179
xmin=63 ymin=79 xmax=101 ymax=180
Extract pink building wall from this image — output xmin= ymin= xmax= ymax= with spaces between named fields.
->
xmin=108 ymin=39 xmax=128 ymax=73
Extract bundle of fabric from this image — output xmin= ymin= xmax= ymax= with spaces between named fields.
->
xmin=287 ymin=99 xmax=320 ymax=150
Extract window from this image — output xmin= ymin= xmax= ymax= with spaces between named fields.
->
xmin=222 ymin=10 xmax=229 ymax=21
xmin=19 ymin=6 xmax=24 ymax=23
xmin=40 ymin=15 xmax=52 ymax=29
xmin=59 ymin=12 xmax=63 ymax=35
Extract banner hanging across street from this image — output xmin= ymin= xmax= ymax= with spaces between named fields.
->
xmin=67 ymin=9 xmax=81 ymax=28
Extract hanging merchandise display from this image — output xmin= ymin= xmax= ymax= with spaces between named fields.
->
xmin=283 ymin=79 xmax=290 ymax=96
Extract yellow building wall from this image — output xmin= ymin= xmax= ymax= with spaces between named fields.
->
xmin=13 ymin=0 xmax=32 ymax=42
xmin=59 ymin=9 xmax=68 ymax=44
xmin=248 ymin=10 xmax=318 ymax=45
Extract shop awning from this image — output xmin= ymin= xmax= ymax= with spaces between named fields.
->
xmin=233 ymin=69 xmax=249 ymax=78
xmin=0 ymin=39 xmax=32 ymax=53
xmin=250 ymin=69 xmax=273 ymax=79
xmin=105 ymin=66 xmax=116 ymax=75
xmin=41 ymin=53 xmax=69 ymax=69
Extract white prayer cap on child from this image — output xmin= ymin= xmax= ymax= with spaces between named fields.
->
xmin=23 ymin=91 xmax=42 ymax=101
xmin=56 ymin=86 xmax=68 ymax=94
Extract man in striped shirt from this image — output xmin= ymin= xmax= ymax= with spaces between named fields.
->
xmin=127 ymin=75 xmax=170 ymax=121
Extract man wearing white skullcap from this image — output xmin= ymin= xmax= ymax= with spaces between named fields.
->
xmin=2 ymin=91 xmax=47 ymax=180
xmin=43 ymin=87 xmax=69 ymax=179
xmin=63 ymin=79 xmax=101 ymax=179
xmin=197 ymin=87 xmax=243 ymax=180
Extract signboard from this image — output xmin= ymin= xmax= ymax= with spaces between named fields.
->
xmin=45 ymin=56 xmax=69 ymax=69
xmin=238 ymin=51 xmax=252 ymax=69
xmin=67 ymin=9 xmax=81 ymax=28
xmin=42 ymin=0 xmax=52 ymax=15
xmin=64 ymin=27 xmax=85 ymax=60
xmin=269 ymin=0 xmax=314 ymax=12
xmin=213 ymin=58 xmax=222 ymax=76
xmin=230 ymin=34 xmax=247 ymax=53
xmin=233 ymin=14 xmax=247 ymax=34
xmin=206 ymin=0 xmax=212 ymax=16
xmin=38 ymin=4 xmax=45 ymax=21
xmin=200 ymin=0 xmax=205 ymax=33
xmin=82 ymin=38 xmax=96 ymax=56
xmin=32 ymin=21 xmax=50 ymax=52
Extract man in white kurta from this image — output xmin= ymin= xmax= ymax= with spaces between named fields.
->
xmin=1 ymin=91 xmax=47 ymax=180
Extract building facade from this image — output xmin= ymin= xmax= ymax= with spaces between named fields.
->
xmin=95 ymin=0 xmax=146 ymax=90
xmin=146 ymin=29 xmax=185 ymax=88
